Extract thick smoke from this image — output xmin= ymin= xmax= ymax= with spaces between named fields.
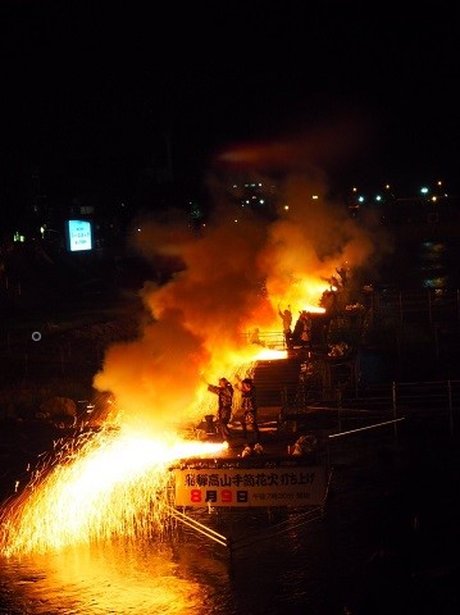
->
xmin=93 ymin=202 xmax=274 ymax=431
xmin=94 ymin=132 xmax=388 ymax=432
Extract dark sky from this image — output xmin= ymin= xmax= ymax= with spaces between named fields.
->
xmin=1 ymin=0 xmax=460 ymax=213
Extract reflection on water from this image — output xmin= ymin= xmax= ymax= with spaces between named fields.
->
xmin=0 ymin=507 xmax=347 ymax=615
xmin=0 ymin=541 xmax=207 ymax=615
xmin=420 ymin=241 xmax=449 ymax=289
xmin=382 ymin=237 xmax=460 ymax=290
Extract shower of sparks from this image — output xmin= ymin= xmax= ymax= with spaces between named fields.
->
xmin=0 ymin=426 xmax=227 ymax=557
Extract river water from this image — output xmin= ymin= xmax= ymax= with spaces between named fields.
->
xmin=1 ymin=234 xmax=460 ymax=614
xmin=377 ymin=235 xmax=460 ymax=291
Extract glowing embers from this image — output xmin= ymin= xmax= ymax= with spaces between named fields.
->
xmin=301 ymin=305 xmax=326 ymax=314
xmin=252 ymin=348 xmax=288 ymax=361
xmin=0 ymin=427 xmax=227 ymax=557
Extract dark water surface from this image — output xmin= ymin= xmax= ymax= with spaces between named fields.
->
xmin=378 ymin=236 xmax=460 ymax=291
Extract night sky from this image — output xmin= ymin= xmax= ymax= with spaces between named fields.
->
xmin=1 ymin=0 xmax=460 ymax=223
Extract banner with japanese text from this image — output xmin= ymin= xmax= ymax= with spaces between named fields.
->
xmin=174 ymin=465 xmax=328 ymax=507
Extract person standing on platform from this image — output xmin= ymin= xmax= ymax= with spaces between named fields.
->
xmin=206 ymin=377 xmax=234 ymax=441
xmin=278 ymin=303 xmax=293 ymax=340
xmin=235 ymin=376 xmax=260 ymax=445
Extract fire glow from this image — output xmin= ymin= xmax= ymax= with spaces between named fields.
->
xmin=301 ymin=305 xmax=326 ymax=314
xmin=0 ymin=167 xmax=378 ymax=558
xmin=0 ymin=427 xmax=227 ymax=557
xmin=253 ymin=348 xmax=287 ymax=361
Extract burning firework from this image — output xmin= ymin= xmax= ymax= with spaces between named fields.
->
xmin=0 ymin=426 xmax=227 ymax=557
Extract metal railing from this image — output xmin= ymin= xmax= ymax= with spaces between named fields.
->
xmin=279 ymin=379 xmax=460 ymax=436
xmin=168 ymin=505 xmax=229 ymax=548
xmin=325 ymin=417 xmax=406 ymax=467
xmin=368 ymin=288 xmax=460 ymax=324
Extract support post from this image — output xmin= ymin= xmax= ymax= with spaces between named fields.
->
xmin=392 ymin=381 xmax=399 ymax=442
xmin=447 ymin=380 xmax=454 ymax=437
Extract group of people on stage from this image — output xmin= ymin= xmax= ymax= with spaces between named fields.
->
xmin=277 ymin=265 xmax=351 ymax=349
xmin=278 ymin=303 xmax=314 ymax=349
xmin=205 ymin=375 xmax=260 ymax=446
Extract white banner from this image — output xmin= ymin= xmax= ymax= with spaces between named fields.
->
xmin=174 ymin=465 xmax=328 ymax=507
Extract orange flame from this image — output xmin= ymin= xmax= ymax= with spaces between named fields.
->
xmin=252 ymin=348 xmax=288 ymax=361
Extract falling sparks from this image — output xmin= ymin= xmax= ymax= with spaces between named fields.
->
xmin=0 ymin=426 xmax=227 ymax=557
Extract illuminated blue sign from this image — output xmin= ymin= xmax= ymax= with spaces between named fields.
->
xmin=66 ymin=219 xmax=93 ymax=252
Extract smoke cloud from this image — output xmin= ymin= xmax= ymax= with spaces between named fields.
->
xmin=94 ymin=129 xmax=389 ymax=433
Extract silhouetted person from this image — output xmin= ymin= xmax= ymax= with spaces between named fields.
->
xmin=278 ymin=303 xmax=292 ymax=333
xmin=207 ymin=377 xmax=233 ymax=441
xmin=235 ymin=376 xmax=260 ymax=445
xmin=293 ymin=310 xmax=312 ymax=347
xmin=278 ymin=303 xmax=293 ymax=348
xmin=249 ymin=327 xmax=265 ymax=346
xmin=336 ymin=263 xmax=349 ymax=287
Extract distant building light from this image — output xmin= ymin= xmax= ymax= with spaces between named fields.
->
xmin=137 ymin=228 xmax=141 ymax=232
xmin=358 ymin=196 xmax=365 ymax=203
xmin=352 ymin=187 xmax=357 ymax=192
xmin=245 ymin=200 xmax=250 ymax=204
xmin=437 ymin=180 xmax=442 ymax=186
xmin=258 ymin=183 xmax=262 ymax=187
xmin=283 ymin=205 xmax=289 ymax=211
xmin=234 ymin=219 xmax=238 ymax=223
xmin=13 ymin=231 xmax=25 ymax=243
xmin=431 ymin=196 xmax=437 ymax=202
xmin=312 ymin=195 xmax=319 ymax=200
xmin=385 ymin=184 xmax=390 ymax=189
xmin=375 ymin=195 xmax=382 ymax=201
xmin=420 ymin=186 xmax=429 ymax=194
